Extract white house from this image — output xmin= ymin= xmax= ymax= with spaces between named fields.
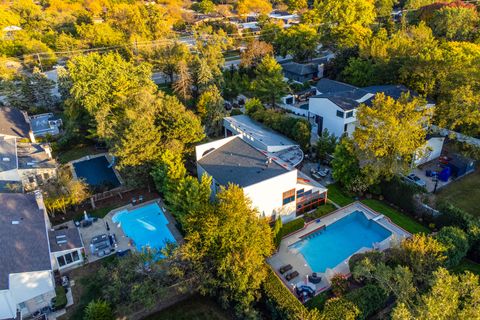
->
xmin=196 ymin=135 xmax=327 ymax=222
xmin=0 ymin=192 xmax=55 ymax=320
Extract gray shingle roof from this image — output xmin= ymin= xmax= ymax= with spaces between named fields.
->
xmin=0 ymin=137 xmax=17 ymax=173
xmin=0 ymin=107 xmax=30 ymax=138
xmin=0 ymin=193 xmax=51 ymax=290
xmin=282 ymin=62 xmax=318 ymax=76
xmin=198 ymin=137 xmax=288 ymax=187
xmin=48 ymin=228 xmax=83 ymax=253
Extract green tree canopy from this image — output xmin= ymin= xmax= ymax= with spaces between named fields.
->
xmin=252 ymin=55 xmax=289 ymax=107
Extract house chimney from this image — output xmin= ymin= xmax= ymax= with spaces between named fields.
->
xmin=42 ymin=143 xmax=52 ymax=159
xmin=34 ymin=190 xmax=46 ymax=212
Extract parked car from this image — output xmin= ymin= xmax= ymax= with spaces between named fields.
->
xmin=404 ymin=173 xmax=427 ymax=188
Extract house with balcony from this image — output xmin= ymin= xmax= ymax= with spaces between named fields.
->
xmin=196 ymin=134 xmax=327 ymax=222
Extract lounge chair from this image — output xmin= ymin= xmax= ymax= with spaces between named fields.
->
xmin=139 ymin=195 xmax=144 ymax=202
xmin=279 ymin=264 xmax=293 ymax=274
xmin=285 ymin=271 xmax=299 ymax=281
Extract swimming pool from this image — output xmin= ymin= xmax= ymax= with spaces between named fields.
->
xmin=112 ymin=203 xmax=177 ymax=253
xmin=290 ymin=210 xmax=391 ymax=273
xmin=72 ymin=155 xmax=120 ymax=189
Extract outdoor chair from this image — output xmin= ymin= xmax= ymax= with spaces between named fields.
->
xmin=279 ymin=264 xmax=293 ymax=274
xmin=285 ymin=271 xmax=299 ymax=281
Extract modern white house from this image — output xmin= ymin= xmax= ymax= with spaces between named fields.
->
xmin=196 ymin=134 xmax=327 ymax=222
xmin=0 ymin=192 xmax=55 ymax=320
xmin=223 ymin=115 xmax=304 ymax=167
xmin=307 ymin=79 xmax=436 ymax=138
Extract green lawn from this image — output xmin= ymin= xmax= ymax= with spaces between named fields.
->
xmin=452 ymin=259 xmax=480 ymax=275
xmin=56 ymin=145 xmax=98 ymax=164
xmin=436 ymin=170 xmax=480 ymax=217
xmin=73 ymin=205 xmax=116 ymax=222
xmin=144 ymin=295 xmax=233 ymax=320
xmin=326 ymin=183 xmax=355 ymax=207
xmin=361 ymin=199 xmax=430 ymax=234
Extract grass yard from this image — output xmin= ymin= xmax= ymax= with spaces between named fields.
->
xmin=326 ymin=183 xmax=355 ymax=207
xmin=361 ymin=199 xmax=431 ymax=234
xmin=56 ymin=145 xmax=99 ymax=164
xmin=144 ymin=295 xmax=233 ymax=320
xmin=436 ymin=170 xmax=480 ymax=217
xmin=452 ymin=259 xmax=480 ymax=275
xmin=72 ymin=205 xmax=116 ymax=222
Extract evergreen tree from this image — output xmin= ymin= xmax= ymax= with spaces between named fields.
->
xmin=252 ymin=55 xmax=289 ymax=107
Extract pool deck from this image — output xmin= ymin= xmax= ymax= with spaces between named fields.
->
xmin=76 ymin=198 xmax=182 ymax=263
xmin=267 ymin=202 xmax=411 ymax=296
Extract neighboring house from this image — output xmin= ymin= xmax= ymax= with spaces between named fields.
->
xmin=29 ymin=113 xmax=62 ymax=138
xmin=223 ymin=115 xmax=304 ymax=167
xmin=48 ymin=228 xmax=85 ymax=271
xmin=0 ymin=108 xmax=57 ymax=191
xmin=413 ymin=136 xmax=446 ymax=166
xmin=308 ymin=79 xmax=435 ymax=138
xmin=0 ymin=192 xmax=55 ymax=320
xmin=281 ymin=57 xmax=327 ymax=83
xmin=196 ymin=135 xmax=327 ymax=222
xmin=0 ymin=107 xmax=35 ymax=142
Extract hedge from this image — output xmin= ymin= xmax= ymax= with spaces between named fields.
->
xmin=344 ymin=285 xmax=388 ymax=320
xmin=435 ymin=226 xmax=470 ymax=268
xmin=275 ymin=218 xmax=305 ymax=247
xmin=304 ymin=203 xmax=337 ymax=222
xmin=380 ymin=177 xmax=424 ymax=214
xmin=263 ymin=267 xmax=309 ymax=320
xmin=55 ymin=286 xmax=67 ymax=309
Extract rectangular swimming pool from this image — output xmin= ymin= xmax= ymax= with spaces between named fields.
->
xmin=73 ymin=155 xmax=120 ymax=190
xmin=112 ymin=203 xmax=177 ymax=253
xmin=290 ymin=210 xmax=391 ymax=273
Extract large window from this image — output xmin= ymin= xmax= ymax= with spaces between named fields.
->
xmin=282 ymin=189 xmax=296 ymax=205
xmin=57 ymin=251 xmax=81 ymax=268
xmin=346 ymin=111 xmax=354 ymax=118
xmin=336 ymin=110 xmax=344 ymax=118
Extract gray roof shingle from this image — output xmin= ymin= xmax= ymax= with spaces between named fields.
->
xmin=0 ymin=193 xmax=51 ymax=290
xmin=198 ymin=137 xmax=288 ymax=187
xmin=0 ymin=107 xmax=30 ymax=138
xmin=48 ymin=228 xmax=83 ymax=253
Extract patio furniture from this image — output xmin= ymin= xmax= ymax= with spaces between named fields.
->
xmin=81 ymin=220 xmax=92 ymax=228
xmin=279 ymin=264 xmax=293 ymax=274
xmin=139 ymin=195 xmax=144 ymax=202
xmin=308 ymin=273 xmax=321 ymax=284
xmin=285 ymin=271 xmax=299 ymax=281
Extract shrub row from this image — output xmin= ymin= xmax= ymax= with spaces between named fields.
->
xmin=274 ymin=218 xmax=305 ymax=247
xmin=380 ymin=177 xmax=424 ymax=214
xmin=262 ymin=267 xmax=309 ymax=320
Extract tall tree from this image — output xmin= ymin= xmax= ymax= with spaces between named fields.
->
xmin=181 ymin=184 xmax=274 ymax=317
xmin=240 ymin=40 xmax=273 ymax=68
xmin=353 ymin=93 xmax=432 ymax=181
xmin=314 ymin=0 xmax=376 ymax=49
xmin=173 ymin=60 xmax=192 ymax=103
xmin=252 ymin=55 xmax=289 ymax=107
xmin=277 ymin=24 xmax=319 ymax=62
xmin=151 ymin=42 xmax=190 ymax=83
xmin=197 ymin=84 xmax=225 ymax=136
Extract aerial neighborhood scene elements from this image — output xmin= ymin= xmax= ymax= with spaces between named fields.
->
xmin=1 ymin=0 xmax=480 ymax=319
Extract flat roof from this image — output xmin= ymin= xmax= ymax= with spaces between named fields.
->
xmin=17 ymin=143 xmax=56 ymax=169
xmin=198 ymin=137 xmax=288 ymax=187
xmin=0 ymin=193 xmax=51 ymax=290
xmin=224 ymin=115 xmax=298 ymax=149
xmin=29 ymin=113 xmax=59 ymax=135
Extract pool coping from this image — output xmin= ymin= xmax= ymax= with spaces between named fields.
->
xmin=267 ymin=201 xmax=411 ymax=299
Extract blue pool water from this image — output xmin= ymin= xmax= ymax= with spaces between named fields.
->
xmin=73 ymin=156 xmax=120 ymax=189
xmin=112 ymin=203 xmax=177 ymax=253
xmin=290 ymin=211 xmax=391 ymax=273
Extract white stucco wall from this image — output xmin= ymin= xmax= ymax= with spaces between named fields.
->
xmin=195 ymin=135 xmax=238 ymax=161
xmin=308 ymin=98 xmax=351 ymax=137
xmin=9 ymin=271 xmax=54 ymax=308
xmin=0 ymin=290 xmax=16 ymax=320
xmin=414 ymin=137 xmax=445 ymax=166
xmin=243 ymin=169 xmax=298 ymax=219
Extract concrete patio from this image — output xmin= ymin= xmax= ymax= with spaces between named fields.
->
xmin=267 ymin=202 xmax=410 ymax=296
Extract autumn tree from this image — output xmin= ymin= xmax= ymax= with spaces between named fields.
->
xmin=151 ymin=42 xmax=191 ymax=83
xmin=354 ymin=93 xmax=432 ymax=182
xmin=428 ymin=5 xmax=478 ymax=41
xmin=173 ymin=60 xmax=192 ymax=103
xmin=252 ymin=55 xmax=289 ymax=107
xmin=181 ymin=184 xmax=274 ymax=317
xmin=314 ymin=0 xmax=376 ymax=49
xmin=240 ymin=40 xmax=273 ymax=68
xmin=197 ymin=84 xmax=225 ymax=136
xmin=392 ymin=268 xmax=480 ymax=320
xmin=237 ymin=0 xmax=272 ymax=17
xmin=277 ymin=24 xmax=319 ymax=62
